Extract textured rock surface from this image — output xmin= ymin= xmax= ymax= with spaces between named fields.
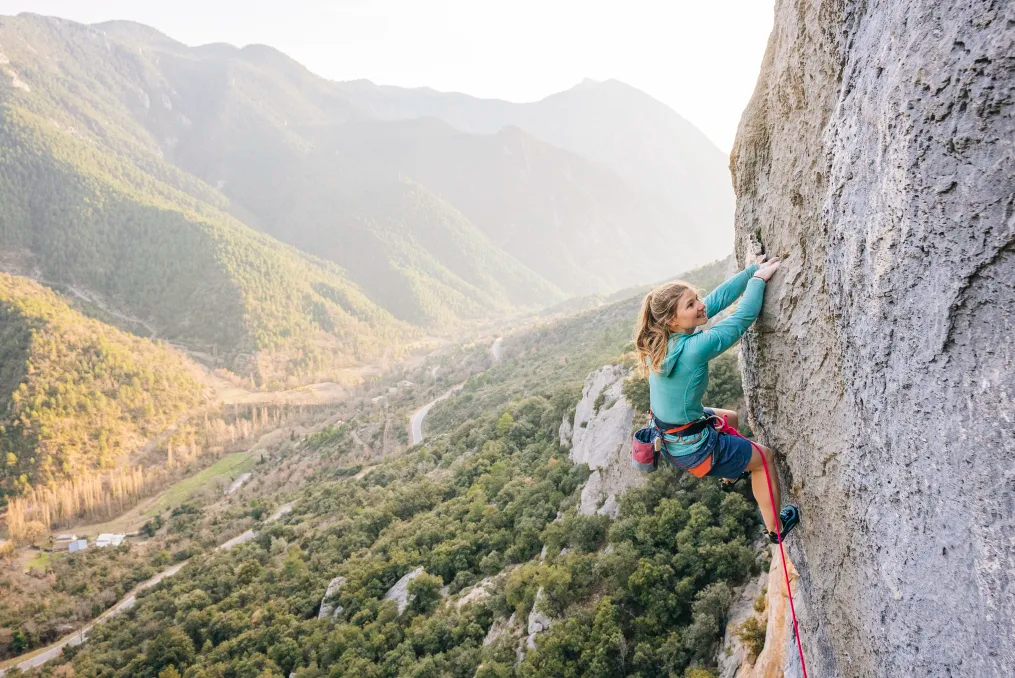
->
xmin=566 ymin=364 xmax=644 ymax=514
xmin=722 ymin=551 xmax=805 ymax=678
xmin=454 ymin=573 xmax=504 ymax=610
xmin=382 ymin=567 xmax=424 ymax=616
xmin=731 ymin=2 xmax=1015 ymax=675
xmin=525 ymin=588 xmax=553 ymax=650
xmin=483 ymin=611 xmax=523 ymax=647
xmin=317 ymin=575 xmax=347 ymax=619
xmin=718 ymin=571 xmax=767 ymax=678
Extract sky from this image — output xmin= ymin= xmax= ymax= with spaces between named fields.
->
xmin=0 ymin=0 xmax=774 ymax=152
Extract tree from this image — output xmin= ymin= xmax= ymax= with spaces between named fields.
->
xmin=702 ymin=352 xmax=744 ymax=410
xmin=146 ymin=628 xmax=195 ymax=674
xmin=622 ymin=375 xmax=650 ymax=414
xmin=496 ymin=412 xmax=514 ymax=438
xmin=407 ymin=572 xmax=444 ymax=615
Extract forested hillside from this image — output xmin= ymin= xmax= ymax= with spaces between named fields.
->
xmin=0 ymin=274 xmax=202 ymax=494
xmin=16 ymin=262 xmax=764 ymax=678
xmin=0 ymin=13 xmax=732 ymax=344
xmin=0 ymin=15 xmax=413 ymax=376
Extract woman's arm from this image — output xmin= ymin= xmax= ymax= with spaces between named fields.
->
xmin=703 ymin=264 xmax=761 ymax=319
xmin=686 ymin=277 xmax=766 ymax=362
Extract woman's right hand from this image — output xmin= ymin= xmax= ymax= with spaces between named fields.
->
xmin=753 ymin=257 xmax=782 ymax=281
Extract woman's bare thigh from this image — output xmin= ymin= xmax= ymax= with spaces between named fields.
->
xmin=708 ymin=407 xmax=738 ymax=429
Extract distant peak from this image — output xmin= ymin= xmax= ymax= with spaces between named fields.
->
xmin=563 ymin=78 xmax=640 ymax=96
xmin=195 ymin=42 xmax=240 ymax=54
xmin=90 ymin=19 xmax=183 ymax=48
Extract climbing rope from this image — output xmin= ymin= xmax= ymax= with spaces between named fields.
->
xmin=715 ymin=417 xmax=809 ymax=677
xmin=754 ymin=441 xmax=808 ymax=678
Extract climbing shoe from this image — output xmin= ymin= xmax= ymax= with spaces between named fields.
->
xmin=720 ymin=471 xmax=751 ymax=491
xmin=768 ymin=505 xmax=801 ymax=544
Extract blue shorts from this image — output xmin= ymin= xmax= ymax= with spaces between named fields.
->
xmin=661 ymin=408 xmax=754 ymax=479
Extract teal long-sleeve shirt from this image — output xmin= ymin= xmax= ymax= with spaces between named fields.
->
xmin=648 ymin=265 xmax=764 ymax=455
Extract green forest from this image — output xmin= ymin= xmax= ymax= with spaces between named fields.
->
xmin=4 ymin=259 xmax=763 ymax=678
xmin=0 ymin=103 xmax=416 ymax=382
xmin=0 ymin=274 xmax=202 ymax=494
xmin=19 ymin=379 xmax=759 ymax=678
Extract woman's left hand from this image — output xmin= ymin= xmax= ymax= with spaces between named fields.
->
xmin=753 ymin=257 xmax=782 ymax=281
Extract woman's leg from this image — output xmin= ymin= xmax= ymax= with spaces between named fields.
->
xmin=745 ymin=442 xmax=781 ymax=534
xmin=708 ymin=407 xmax=738 ymax=430
xmin=707 ymin=409 xmax=742 ymax=486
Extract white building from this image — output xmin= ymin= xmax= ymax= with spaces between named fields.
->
xmin=94 ymin=533 xmax=126 ymax=548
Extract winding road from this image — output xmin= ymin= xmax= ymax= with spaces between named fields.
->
xmin=409 ymin=382 xmax=465 ymax=445
xmin=409 ymin=337 xmax=503 ymax=446
xmin=0 ymin=502 xmax=295 ymax=676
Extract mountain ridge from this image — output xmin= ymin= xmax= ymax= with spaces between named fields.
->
xmin=0 ymin=12 xmax=735 ymax=379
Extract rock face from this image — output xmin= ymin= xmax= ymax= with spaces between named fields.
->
xmin=565 ymin=364 xmax=645 ymax=515
xmin=525 ymin=588 xmax=553 ymax=650
xmin=317 ymin=576 xmax=347 ymax=619
xmin=731 ymin=3 xmax=1015 ymax=676
xmin=721 ymin=551 xmax=805 ymax=678
xmin=382 ymin=567 xmax=425 ymax=616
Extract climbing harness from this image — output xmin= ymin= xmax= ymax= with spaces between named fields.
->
xmin=712 ymin=414 xmax=809 ymax=678
xmin=631 ymin=410 xmax=720 ymax=476
xmin=633 ymin=409 xmax=711 ymax=474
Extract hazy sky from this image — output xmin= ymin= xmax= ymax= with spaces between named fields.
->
xmin=0 ymin=0 xmax=774 ymax=152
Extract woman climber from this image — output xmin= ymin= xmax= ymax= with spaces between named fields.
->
xmin=634 ymin=258 xmax=800 ymax=543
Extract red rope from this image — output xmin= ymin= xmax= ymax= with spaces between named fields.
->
xmin=715 ymin=416 xmax=809 ymax=678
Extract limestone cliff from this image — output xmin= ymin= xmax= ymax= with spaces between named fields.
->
xmin=731 ymin=2 xmax=1014 ymax=675
xmin=562 ymin=364 xmax=645 ymax=516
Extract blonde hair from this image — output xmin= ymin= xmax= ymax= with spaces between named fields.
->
xmin=634 ymin=280 xmax=695 ymax=375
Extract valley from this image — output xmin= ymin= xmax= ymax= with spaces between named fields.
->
xmin=0 ymin=259 xmax=749 ymax=678
xmin=0 ymin=9 xmax=753 ymax=677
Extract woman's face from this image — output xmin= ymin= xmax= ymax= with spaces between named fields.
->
xmin=669 ymin=288 xmax=707 ymax=333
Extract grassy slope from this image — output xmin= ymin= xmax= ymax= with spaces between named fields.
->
xmin=141 ymin=451 xmax=255 ymax=519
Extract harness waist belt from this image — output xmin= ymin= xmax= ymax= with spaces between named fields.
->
xmin=653 ymin=415 xmax=711 ymax=438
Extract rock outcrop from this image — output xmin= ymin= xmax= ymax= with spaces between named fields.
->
xmin=524 ymin=588 xmax=553 ymax=651
xmin=483 ymin=611 xmax=524 ymax=648
xmin=564 ymin=364 xmax=644 ymax=515
xmin=721 ymin=550 xmax=806 ymax=678
xmin=731 ymin=3 xmax=1015 ymax=675
xmin=382 ymin=567 xmax=425 ymax=616
xmin=317 ymin=576 xmax=346 ymax=619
